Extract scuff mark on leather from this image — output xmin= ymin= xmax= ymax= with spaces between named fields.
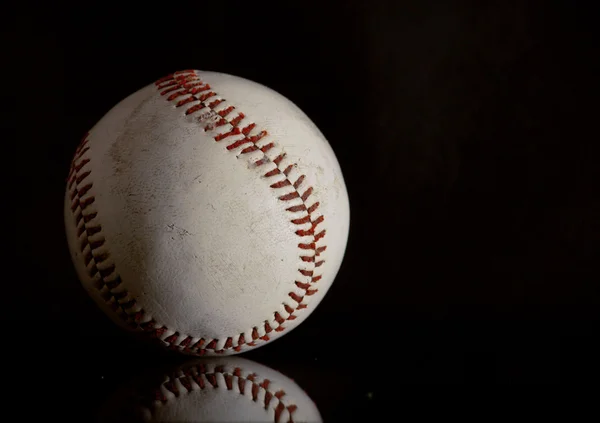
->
xmin=166 ymin=223 xmax=193 ymax=237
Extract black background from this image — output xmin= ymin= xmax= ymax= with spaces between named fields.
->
xmin=6 ymin=0 xmax=599 ymax=420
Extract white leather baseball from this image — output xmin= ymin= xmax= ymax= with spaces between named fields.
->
xmin=99 ymin=357 xmax=322 ymax=422
xmin=64 ymin=70 xmax=350 ymax=355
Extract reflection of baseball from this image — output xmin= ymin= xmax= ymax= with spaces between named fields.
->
xmin=65 ymin=70 xmax=350 ymax=355
xmin=99 ymin=357 xmax=322 ymax=423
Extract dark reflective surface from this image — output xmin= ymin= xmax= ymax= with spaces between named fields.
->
xmin=97 ymin=356 xmax=323 ymax=422
xmin=8 ymin=1 xmax=599 ymax=420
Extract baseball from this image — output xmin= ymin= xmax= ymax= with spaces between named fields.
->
xmin=64 ymin=70 xmax=350 ymax=355
xmin=98 ymin=356 xmax=322 ymax=422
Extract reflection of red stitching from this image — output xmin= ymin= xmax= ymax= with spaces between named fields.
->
xmin=67 ymin=70 xmax=328 ymax=355
xmin=149 ymin=365 xmax=298 ymax=423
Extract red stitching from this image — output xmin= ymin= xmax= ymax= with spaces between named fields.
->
xmin=242 ymin=123 xmax=256 ymax=135
xmin=230 ymin=113 xmax=245 ymax=127
xmin=67 ymin=71 xmax=328 ymax=356
xmin=280 ymin=192 xmax=300 ymax=201
xmin=226 ymin=138 xmax=253 ymax=151
xmin=283 ymin=164 xmax=294 ymax=176
xmin=149 ymin=364 xmax=301 ymax=422
xmin=291 ymin=215 xmax=311 ymax=225
xmin=241 ymin=145 xmax=259 ymax=154
xmin=68 ymin=133 xmax=131 ymax=324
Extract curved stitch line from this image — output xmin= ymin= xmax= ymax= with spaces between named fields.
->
xmin=67 ymin=70 xmax=328 ymax=355
xmin=145 ymin=365 xmax=299 ymax=423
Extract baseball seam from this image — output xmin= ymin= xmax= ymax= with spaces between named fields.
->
xmin=146 ymin=364 xmax=299 ymax=423
xmin=67 ymin=70 xmax=327 ymax=354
